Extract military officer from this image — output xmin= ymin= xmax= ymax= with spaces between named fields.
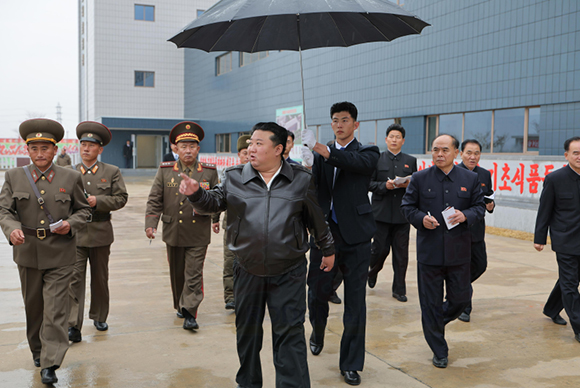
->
xmin=68 ymin=122 xmax=128 ymax=343
xmin=213 ymin=134 xmax=251 ymax=310
xmin=0 ymin=119 xmax=91 ymax=385
xmin=145 ymin=121 xmax=218 ymax=331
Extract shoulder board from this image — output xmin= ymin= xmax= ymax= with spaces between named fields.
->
xmin=160 ymin=161 xmax=176 ymax=168
xmin=200 ymin=162 xmax=216 ymax=170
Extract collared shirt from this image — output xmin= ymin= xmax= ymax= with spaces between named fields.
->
xmin=36 ymin=163 xmax=54 ymax=175
xmin=258 ymin=161 xmax=283 ymax=191
xmin=388 ymin=150 xmax=401 ymax=158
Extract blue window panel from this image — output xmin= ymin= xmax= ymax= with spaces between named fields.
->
xmin=144 ymin=72 xmax=154 ymax=87
xmin=144 ymin=6 xmax=154 ymax=21
xmin=135 ymin=5 xmax=144 ymax=20
xmin=134 ymin=71 xmax=144 ymax=86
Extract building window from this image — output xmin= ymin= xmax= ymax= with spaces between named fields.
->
xmin=240 ymin=52 xmax=269 ymax=67
xmin=216 ymin=52 xmax=232 ymax=76
xmin=216 ymin=133 xmax=231 ymax=153
xmin=464 ymin=111 xmax=492 ymax=153
xmin=425 ymin=107 xmax=538 ymax=154
xmin=135 ymin=71 xmax=155 ymax=87
xmin=135 ymin=4 xmax=154 ymax=21
xmin=197 ymin=9 xmax=205 ymax=18
xmin=357 ymin=121 xmax=376 ymax=146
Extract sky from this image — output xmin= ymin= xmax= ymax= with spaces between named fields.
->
xmin=0 ymin=1 xmax=78 ymax=139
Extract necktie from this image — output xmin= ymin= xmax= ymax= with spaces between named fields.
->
xmin=331 ymin=146 xmax=345 ymax=223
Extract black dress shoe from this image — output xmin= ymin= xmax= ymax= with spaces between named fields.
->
xmin=225 ymin=301 xmax=235 ymax=310
xmin=551 ymin=314 xmax=567 ymax=325
xmin=329 ymin=292 xmax=342 ymax=304
xmin=458 ymin=312 xmax=471 ymax=322
xmin=183 ymin=316 xmax=199 ymax=330
xmin=432 ymin=355 xmax=448 ymax=368
xmin=368 ymin=275 xmax=377 ymax=289
xmin=94 ymin=321 xmax=108 ymax=331
xmin=176 ymin=310 xmax=184 ymax=318
xmin=68 ymin=327 xmax=82 ymax=343
xmin=392 ymin=292 xmax=408 ymax=302
xmin=309 ymin=333 xmax=323 ymax=355
xmin=40 ymin=367 xmax=58 ymax=384
xmin=34 ymin=358 xmax=40 ymax=367
xmin=341 ymin=370 xmax=361 ymax=385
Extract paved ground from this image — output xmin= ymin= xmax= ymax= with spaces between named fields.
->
xmin=1 ymin=173 xmax=579 ymax=387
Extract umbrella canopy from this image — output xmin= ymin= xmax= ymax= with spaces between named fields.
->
xmin=169 ymin=0 xmax=430 ymax=52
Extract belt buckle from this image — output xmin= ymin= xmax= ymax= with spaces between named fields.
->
xmin=36 ymin=228 xmax=47 ymax=240
xmin=87 ymin=213 xmax=93 ymax=223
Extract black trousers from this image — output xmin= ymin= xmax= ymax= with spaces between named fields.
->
xmin=464 ymin=240 xmax=488 ymax=314
xmin=417 ymin=262 xmax=471 ymax=359
xmin=307 ymin=221 xmax=370 ymax=372
xmin=544 ymin=253 xmax=580 ymax=334
xmin=234 ymin=259 xmax=310 ymax=388
xmin=369 ymin=221 xmax=410 ymax=295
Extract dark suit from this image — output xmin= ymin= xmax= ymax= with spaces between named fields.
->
xmin=401 ymin=165 xmax=484 ymax=358
xmin=163 ymin=152 xmax=178 ymax=162
xmin=457 ymin=162 xmax=494 ymax=314
xmin=368 ymin=151 xmax=417 ymax=294
xmin=534 ymin=165 xmax=580 ymax=334
xmin=307 ymin=138 xmax=379 ymax=372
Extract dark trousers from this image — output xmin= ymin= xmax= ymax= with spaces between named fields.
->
xmin=464 ymin=240 xmax=488 ymax=314
xmin=69 ymin=245 xmax=111 ymax=330
xmin=369 ymin=221 xmax=410 ymax=295
xmin=417 ymin=262 xmax=471 ymax=359
xmin=307 ymin=221 xmax=370 ymax=371
xmin=546 ymin=253 xmax=580 ymax=334
xmin=234 ymin=260 xmax=310 ymax=388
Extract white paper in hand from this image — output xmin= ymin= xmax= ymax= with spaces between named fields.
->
xmin=441 ymin=207 xmax=459 ymax=230
xmin=49 ymin=219 xmax=64 ymax=232
xmin=393 ymin=175 xmax=411 ymax=186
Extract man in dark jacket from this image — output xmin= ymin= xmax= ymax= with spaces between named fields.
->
xmin=180 ymin=122 xmax=335 ymax=388
xmin=401 ymin=134 xmax=484 ymax=369
xmin=456 ymin=139 xmax=495 ymax=322
xmin=534 ymin=136 xmax=580 ymax=343
xmin=368 ymin=123 xmax=417 ymax=302
xmin=302 ymin=101 xmax=380 ymax=385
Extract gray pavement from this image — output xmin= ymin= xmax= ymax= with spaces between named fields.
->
xmin=1 ymin=173 xmax=580 ymax=387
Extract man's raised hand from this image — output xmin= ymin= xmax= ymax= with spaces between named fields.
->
xmin=179 ymin=173 xmax=200 ymax=196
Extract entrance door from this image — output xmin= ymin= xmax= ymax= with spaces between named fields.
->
xmin=136 ymin=135 xmax=163 ymax=168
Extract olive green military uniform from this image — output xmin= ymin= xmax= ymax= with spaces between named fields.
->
xmin=0 ymin=163 xmax=90 ymax=369
xmin=68 ymin=161 xmax=128 ymax=331
xmin=145 ymin=159 xmax=218 ymax=318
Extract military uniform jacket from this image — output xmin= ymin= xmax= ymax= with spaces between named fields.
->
xmin=76 ymin=161 xmax=128 ymax=247
xmin=534 ymin=165 xmax=580 ymax=255
xmin=369 ymin=151 xmax=417 ymax=224
xmin=145 ymin=159 xmax=218 ymax=247
xmin=401 ymin=165 xmax=485 ymax=267
xmin=0 ymin=164 xmax=91 ymax=270
xmin=458 ymin=162 xmax=494 ymax=242
xmin=55 ymin=153 xmax=71 ymax=167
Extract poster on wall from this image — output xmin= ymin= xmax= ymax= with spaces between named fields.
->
xmin=276 ymin=105 xmax=304 ymax=162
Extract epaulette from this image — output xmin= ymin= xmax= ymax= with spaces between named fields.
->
xmin=160 ymin=161 xmax=176 ymax=168
xmin=200 ymin=162 xmax=216 ymax=170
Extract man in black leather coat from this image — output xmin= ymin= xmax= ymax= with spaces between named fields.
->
xmin=180 ymin=122 xmax=335 ymax=388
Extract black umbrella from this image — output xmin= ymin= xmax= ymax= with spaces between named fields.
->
xmin=169 ymin=0 xmax=430 ymax=123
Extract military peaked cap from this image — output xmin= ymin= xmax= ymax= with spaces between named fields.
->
xmin=237 ymin=135 xmax=251 ymax=151
xmin=20 ymin=118 xmax=64 ymax=144
xmin=170 ymin=121 xmax=204 ymax=145
xmin=76 ymin=121 xmax=112 ymax=146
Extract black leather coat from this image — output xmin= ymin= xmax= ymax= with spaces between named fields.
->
xmin=188 ymin=160 xmax=335 ymax=276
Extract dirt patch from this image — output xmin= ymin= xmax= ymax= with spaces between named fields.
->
xmin=486 ymin=226 xmax=550 ymax=244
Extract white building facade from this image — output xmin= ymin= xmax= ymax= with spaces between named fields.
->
xmin=78 ymin=0 xmax=217 ymax=122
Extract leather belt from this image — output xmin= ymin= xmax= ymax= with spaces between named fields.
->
xmin=22 ymin=225 xmax=54 ymax=240
xmin=88 ymin=212 xmax=111 ymax=223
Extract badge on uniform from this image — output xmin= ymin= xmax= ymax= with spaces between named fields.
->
xmin=59 ymin=188 xmax=66 ymax=193
xmin=481 ymin=183 xmax=486 ymax=187
xmin=167 ymin=177 xmax=178 ymax=188
xmin=461 ymin=187 xmax=467 ymax=191
xmin=200 ymin=181 xmax=210 ymax=190
xmin=101 ymin=179 xmax=107 ymax=183
xmin=404 ymin=164 xmax=409 ymax=168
